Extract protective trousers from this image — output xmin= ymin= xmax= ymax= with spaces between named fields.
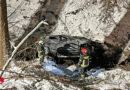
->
xmin=78 ymin=55 xmax=89 ymax=79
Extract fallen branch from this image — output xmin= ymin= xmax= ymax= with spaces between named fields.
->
xmin=0 ymin=20 xmax=48 ymax=77
xmin=0 ymin=70 xmax=38 ymax=78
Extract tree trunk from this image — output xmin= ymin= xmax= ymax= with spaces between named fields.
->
xmin=0 ymin=0 xmax=10 ymax=69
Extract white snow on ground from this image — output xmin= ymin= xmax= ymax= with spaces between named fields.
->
xmin=7 ymin=0 xmax=42 ymax=41
xmin=35 ymin=79 xmax=80 ymax=90
xmin=87 ymin=69 xmax=130 ymax=90
xmin=35 ymin=79 xmax=57 ymax=90
xmin=1 ymin=62 xmax=130 ymax=90
xmin=52 ymin=0 xmax=129 ymax=42
xmin=0 ymin=61 xmax=80 ymax=90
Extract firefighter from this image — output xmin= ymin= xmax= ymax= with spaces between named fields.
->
xmin=35 ymin=40 xmax=45 ymax=65
xmin=78 ymin=48 xmax=90 ymax=80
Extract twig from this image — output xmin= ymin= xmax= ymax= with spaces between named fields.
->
xmin=0 ymin=70 xmax=39 ymax=80
xmin=0 ymin=21 xmax=48 ymax=77
xmin=16 ymin=43 xmax=35 ymax=55
xmin=9 ymin=40 xmax=15 ymax=49
xmin=58 ymin=16 xmax=69 ymax=35
xmin=9 ymin=21 xmax=20 ymax=28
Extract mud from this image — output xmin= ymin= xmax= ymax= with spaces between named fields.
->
xmin=15 ymin=0 xmax=67 ymax=46
xmin=104 ymin=8 xmax=130 ymax=49
xmin=117 ymin=56 xmax=130 ymax=71
xmin=24 ymin=0 xmax=67 ymax=40
xmin=103 ymin=8 xmax=130 ymax=66
xmin=14 ymin=0 xmax=67 ymax=60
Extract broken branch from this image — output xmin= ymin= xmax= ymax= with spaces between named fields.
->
xmin=0 ymin=20 xmax=48 ymax=77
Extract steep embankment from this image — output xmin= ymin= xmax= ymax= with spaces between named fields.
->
xmin=7 ymin=0 xmax=130 ymax=67
xmin=51 ymin=0 xmax=130 ymax=65
xmin=4 ymin=0 xmax=130 ymax=89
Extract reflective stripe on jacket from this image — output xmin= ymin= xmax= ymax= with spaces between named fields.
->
xmin=78 ymin=55 xmax=89 ymax=68
xmin=36 ymin=44 xmax=45 ymax=59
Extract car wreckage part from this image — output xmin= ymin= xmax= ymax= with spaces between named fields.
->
xmin=35 ymin=35 xmax=122 ymax=68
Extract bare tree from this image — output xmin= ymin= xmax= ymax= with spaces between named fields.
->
xmin=0 ymin=0 xmax=11 ymax=69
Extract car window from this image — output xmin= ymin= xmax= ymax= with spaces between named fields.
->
xmin=49 ymin=36 xmax=57 ymax=39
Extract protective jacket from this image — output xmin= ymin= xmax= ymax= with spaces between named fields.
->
xmin=78 ymin=54 xmax=89 ymax=68
xmin=78 ymin=53 xmax=90 ymax=80
xmin=36 ymin=40 xmax=45 ymax=63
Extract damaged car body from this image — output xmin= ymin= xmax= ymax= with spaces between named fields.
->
xmin=36 ymin=35 xmax=111 ymax=68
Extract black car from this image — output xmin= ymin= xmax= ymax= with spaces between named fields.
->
xmin=44 ymin=35 xmax=105 ymax=60
xmin=37 ymin=35 xmax=122 ymax=67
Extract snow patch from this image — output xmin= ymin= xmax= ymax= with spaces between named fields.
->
xmin=7 ymin=0 xmax=42 ymax=41
xmin=89 ymin=68 xmax=130 ymax=89
xmin=52 ymin=0 xmax=129 ymax=42
xmin=35 ymin=80 xmax=56 ymax=90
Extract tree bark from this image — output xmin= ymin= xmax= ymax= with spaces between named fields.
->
xmin=0 ymin=0 xmax=10 ymax=69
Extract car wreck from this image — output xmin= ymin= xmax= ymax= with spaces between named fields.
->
xmin=44 ymin=35 xmax=104 ymax=58
xmin=36 ymin=35 xmax=122 ymax=68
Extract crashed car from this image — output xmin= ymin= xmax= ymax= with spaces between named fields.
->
xmin=40 ymin=35 xmax=105 ymax=64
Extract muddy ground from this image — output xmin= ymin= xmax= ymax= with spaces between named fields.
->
xmin=104 ymin=9 xmax=130 ymax=49
xmin=104 ymin=8 xmax=130 ymax=69
xmin=14 ymin=0 xmax=67 ymax=61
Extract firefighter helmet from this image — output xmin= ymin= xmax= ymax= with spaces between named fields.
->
xmin=35 ymin=40 xmax=44 ymax=44
xmin=81 ymin=48 xmax=87 ymax=54
xmin=35 ymin=40 xmax=39 ymax=44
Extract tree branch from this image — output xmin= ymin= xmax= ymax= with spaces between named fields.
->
xmin=0 ymin=20 xmax=48 ymax=77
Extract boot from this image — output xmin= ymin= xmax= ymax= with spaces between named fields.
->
xmin=79 ymin=74 xmax=85 ymax=81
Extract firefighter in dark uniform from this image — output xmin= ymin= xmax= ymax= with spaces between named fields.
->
xmin=78 ymin=48 xmax=90 ymax=80
xmin=35 ymin=40 xmax=45 ymax=65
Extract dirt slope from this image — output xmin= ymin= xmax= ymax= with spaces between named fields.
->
xmin=104 ymin=9 xmax=130 ymax=49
